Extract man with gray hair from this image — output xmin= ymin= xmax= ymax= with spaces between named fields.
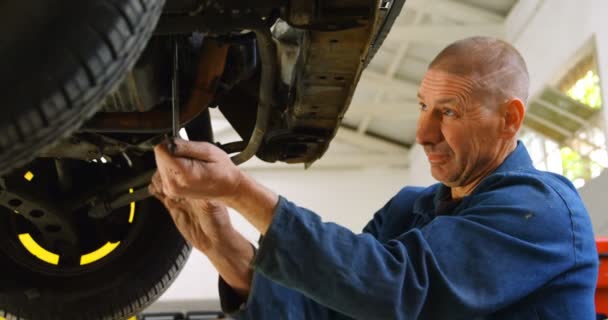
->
xmin=149 ymin=36 xmax=598 ymax=319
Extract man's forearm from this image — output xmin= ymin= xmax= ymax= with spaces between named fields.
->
xmin=203 ymin=228 xmax=255 ymax=296
xmin=199 ymin=171 xmax=278 ymax=296
xmin=223 ymin=172 xmax=279 ymax=235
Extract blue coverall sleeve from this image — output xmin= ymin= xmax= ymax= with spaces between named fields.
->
xmin=228 ymin=270 xmax=354 ymax=319
xmin=227 ymin=191 xmax=408 ymax=319
xmin=360 ymin=201 xmax=389 ymax=237
xmin=362 ymin=186 xmax=425 ymax=238
xmin=239 ymin=175 xmax=584 ymax=319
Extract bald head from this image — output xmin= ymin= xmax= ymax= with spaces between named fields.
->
xmin=428 ymin=36 xmax=529 ymax=107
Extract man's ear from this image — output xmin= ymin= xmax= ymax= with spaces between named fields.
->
xmin=501 ymin=98 xmax=525 ymax=139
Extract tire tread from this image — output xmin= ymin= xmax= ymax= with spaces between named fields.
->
xmin=0 ymin=0 xmax=165 ymax=175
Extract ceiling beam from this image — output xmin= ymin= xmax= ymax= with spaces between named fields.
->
xmin=406 ymin=0 xmax=504 ymax=24
xmin=525 ymin=112 xmax=573 ymax=138
xmin=356 ymin=113 xmax=374 ymax=135
xmin=359 ymin=70 xmax=419 ymax=98
xmin=335 ymin=125 xmax=410 ymax=153
xmin=385 ymin=42 xmax=411 ymax=77
xmin=386 ymin=24 xmax=506 ymax=45
xmin=534 ymin=98 xmax=590 ymax=127
xmin=347 ymin=102 xmax=419 ymax=119
xmin=241 ymin=152 xmax=410 ymax=170
xmin=356 ymin=12 xmax=424 ymax=136
xmin=505 ymin=0 xmax=543 ymax=42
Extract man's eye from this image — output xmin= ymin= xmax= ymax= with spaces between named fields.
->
xmin=419 ymin=103 xmax=427 ymax=111
xmin=443 ymin=109 xmax=456 ymax=117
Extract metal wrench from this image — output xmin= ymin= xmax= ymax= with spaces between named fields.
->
xmin=168 ymin=40 xmax=180 ymax=154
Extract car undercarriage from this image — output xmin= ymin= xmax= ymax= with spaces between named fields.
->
xmin=0 ymin=0 xmax=404 ymax=318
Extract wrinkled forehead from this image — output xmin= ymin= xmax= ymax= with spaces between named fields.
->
xmin=418 ymin=69 xmax=478 ymax=105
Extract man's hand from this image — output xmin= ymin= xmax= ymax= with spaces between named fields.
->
xmin=153 ymin=138 xmax=243 ymax=201
xmin=153 ymin=138 xmax=279 ymax=234
xmin=148 ymin=171 xmax=232 ymax=253
xmin=149 ymin=171 xmax=255 ymax=295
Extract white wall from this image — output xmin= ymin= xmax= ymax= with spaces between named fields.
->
xmin=404 ymin=144 xmax=437 ymax=187
xmin=579 ymin=172 xmax=608 ymax=236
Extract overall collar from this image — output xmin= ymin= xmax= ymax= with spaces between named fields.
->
xmin=426 ymin=141 xmax=534 ymax=216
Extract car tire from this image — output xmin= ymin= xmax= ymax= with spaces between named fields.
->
xmin=0 ymin=198 xmax=191 ymax=320
xmin=0 ymin=0 xmax=165 ymax=176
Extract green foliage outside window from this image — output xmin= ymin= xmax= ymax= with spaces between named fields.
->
xmin=557 ymin=69 xmax=605 ymax=186
xmin=560 ymin=147 xmax=592 ymax=182
xmin=566 ymin=70 xmax=602 ymax=109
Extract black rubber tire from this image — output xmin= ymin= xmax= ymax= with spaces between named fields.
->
xmin=365 ymin=0 xmax=407 ymax=67
xmin=0 ymin=198 xmax=191 ymax=320
xmin=0 ymin=0 xmax=165 ymax=176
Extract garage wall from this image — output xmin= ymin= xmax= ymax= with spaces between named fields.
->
xmin=404 ymin=144 xmax=436 ymax=187
xmin=579 ymin=172 xmax=608 ymax=236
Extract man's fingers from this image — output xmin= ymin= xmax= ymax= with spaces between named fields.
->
xmin=172 ymin=138 xmax=223 ymax=162
xmin=197 ymin=199 xmax=227 ymax=215
xmin=164 ymin=197 xmax=187 ymax=211
xmin=148 ymin=184 xmax=161 ymax=200
xmin=154 ymin=143 xmax=184 ymax=177
xmin=149 ymin=172 xmax=164 ymax=195
xmin=168 ymin=207 xmax=201 ymax=244
xmin=164 ymin=200 xmax=191 ymax=231
xmin=152 ymin=171 xmax=162 ymax=187
xmin=154 ymin=143 xmax=193 ymax=198
xmin=168 ymin=207 xmax=190 ymax=232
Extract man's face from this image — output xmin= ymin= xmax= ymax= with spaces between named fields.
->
xmin=416 ymin=69 xmax=504 ymax=188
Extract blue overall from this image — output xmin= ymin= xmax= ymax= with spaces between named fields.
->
xmin=220 ymin=142 xmax=598 ymax=319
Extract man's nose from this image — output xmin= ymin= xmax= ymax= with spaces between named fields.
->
xmin=415 ymin=110 xmax=443 ymax=145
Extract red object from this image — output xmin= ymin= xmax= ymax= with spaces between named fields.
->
xmin=597 ymin=237 xmax=608 ymax=314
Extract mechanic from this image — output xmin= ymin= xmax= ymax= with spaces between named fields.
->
xmin=148 ymin=36 xmax=598 ymax=319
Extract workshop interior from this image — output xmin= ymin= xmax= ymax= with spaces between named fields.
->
xmin=1 ymin=0 xmax=608 ymax=319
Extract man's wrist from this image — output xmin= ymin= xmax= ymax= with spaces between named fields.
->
xmin=222 ymin=172 xmax=279 ymax=235
xmin=203 ymin=232 xmax=255 ymax=296
xmin=199 ymin=226 xmax=241 ymax=256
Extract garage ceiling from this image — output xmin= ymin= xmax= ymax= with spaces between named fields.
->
xmin=344 ymin=0 xmax=520 ymax=147
xmin=214 ymin=0 xmax=548 ymax=170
